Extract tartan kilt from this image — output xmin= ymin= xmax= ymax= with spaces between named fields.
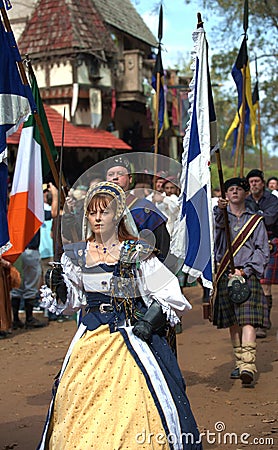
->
xmin=213 ymin=273 xmax=268 ymax=329
xmin=261 ymin=237 xmax=278 ymax=285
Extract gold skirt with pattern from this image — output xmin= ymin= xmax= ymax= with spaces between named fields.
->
xmin=48 ymin=325 xmax=170 ymax=449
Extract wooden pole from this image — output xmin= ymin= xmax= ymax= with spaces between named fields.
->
xmin=255 ymin=58 xmax=263 ymax=171
xmin=257 ymin=100 xmax=263 ymax=171
xmin=153 ymin=4 xmax=163 ymax=190
xmin=25 ymin=57 xmax=68 ymax=202
xmin=153 ymin=70 xmax=161 ymax=189
xmin=0 ymin=4 xmax=63 ymax=200
xmin=233 ymin=119 xmax=242 ymax=177
xmin=239 ymin=63 xmax=247 ymax=177
xmin=215 ymin=149 xmax=235 ymax=274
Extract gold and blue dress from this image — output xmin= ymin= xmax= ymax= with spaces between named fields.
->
xmin=38 ymin=240 xmax=202 ymax=450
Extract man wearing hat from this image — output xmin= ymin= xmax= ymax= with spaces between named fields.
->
xmin=213 ymin=177 xmax=270 ymax=385
xmin=106 ymin=155 xmax=170 ymax=261
xmin=245 ymin=169 xmax=278 ymax=338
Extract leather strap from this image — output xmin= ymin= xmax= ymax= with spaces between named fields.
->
xmin=215 ymin=214 xmax=263 ymax=284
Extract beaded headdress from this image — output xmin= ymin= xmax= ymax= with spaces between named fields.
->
xmin=83 ymin=181 xmax=126 ymax=240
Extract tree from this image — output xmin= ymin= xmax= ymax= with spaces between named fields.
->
xmin=183 ymin=0 xmax=278 ymax=154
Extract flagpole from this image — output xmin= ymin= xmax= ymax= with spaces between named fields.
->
xmin=153 ymin=62 xmax=161 ymax=188
xmin=25 ymin=56 xmax=68 ymax=201
xmin=207 ymin=11 xmax=234 ymax=272
xmin=233 ymin=126 xmax=241 ymax=176
xmin=239 ymin=0 xmax=249 ymax=177
xmin=239 ymin=65 xmax=246 ymax=177
xmin=215 ymin=149 xmax=235 ymax=274
xmin=0 ymin=5 xmax=62 ymax=197
xmin=255 ymin=57 xmax=263 ymax=171
xmin=153 ymin=5 xmax=163 ymax=189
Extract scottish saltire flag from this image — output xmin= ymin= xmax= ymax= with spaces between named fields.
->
xmin=3 ymin=71 xmax=55 ymax=262
xmin=0 ymin=12 xmax=36 ymax=254
xmin=171 ymin=25 xmax=215 ymax=289
xmin=223 ymin=36 xmax=256 ymax=154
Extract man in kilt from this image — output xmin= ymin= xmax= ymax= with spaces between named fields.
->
xmin=213 ymin=177 xmax=270 ymax=386
xmin=246 ymin=169 xmax=278 ymax=339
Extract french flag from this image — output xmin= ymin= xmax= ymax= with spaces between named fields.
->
xmin=171 ymin=25 xmax=216 ymax=289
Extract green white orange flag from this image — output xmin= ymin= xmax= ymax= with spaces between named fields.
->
xmin=3 ymin=74 xmax=57 ymax=263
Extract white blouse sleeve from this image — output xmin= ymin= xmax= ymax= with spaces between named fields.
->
xmin=40 ymin=252 xmax=87 ymax=315
xmin=136 ymin=255 xmax=192 ymax=326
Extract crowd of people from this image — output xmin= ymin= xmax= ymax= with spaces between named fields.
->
xmin=0 ymin=155 xmax=277 ymax=447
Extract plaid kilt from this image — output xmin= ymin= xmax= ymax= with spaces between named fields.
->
xmin=261 ymin=237 xmax=278 ymax=285
xmin=213 ymin=273 xmax=268 ymax=329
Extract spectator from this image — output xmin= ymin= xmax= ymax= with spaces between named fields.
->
xmin=11 ymin=183 xmax=58 ymax=329
xmin=39 ymin=184 xmax=54 ymax=285
xmin=266 ymin=176 xmax=278 ymax=198
xmin=245 ymin=169 xmax=278 ymax=338
xmin=106 ymin=156 xmax=170 ymax=262
xmin=211 ymin=186 xmax=222 ymax=209
xmin=0 ymin=258 xmax=12 ymax=338
xmin=147 ymin=176 xmax=180 ymax=238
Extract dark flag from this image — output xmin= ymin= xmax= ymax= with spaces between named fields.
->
xmin=151 ymin=45 xmax=165 ymax=137
xmin=223 ymin=36 xmax=256 ymax=153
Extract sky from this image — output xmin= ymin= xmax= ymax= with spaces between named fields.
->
xmin=132 ymin=0 xmax=211 ymax=68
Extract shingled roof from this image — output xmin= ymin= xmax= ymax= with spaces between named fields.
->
xmin=93 ymin=0 xmax=157 ymax=47
xmin=7 ymin=104 xmax=131 ymax=150
xmin=18 ymin=0 xmax=117 ymax=59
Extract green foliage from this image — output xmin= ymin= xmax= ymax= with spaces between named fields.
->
xmin=183 ymin=0 xmax=278 ymax=153
xmin=210 ymin=152 xmax=278 ymax=189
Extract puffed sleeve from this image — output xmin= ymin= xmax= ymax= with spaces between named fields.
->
xmin=40 ymin=252 xmax=87 ymax=315
xmin=136 ymin=255 xmax=192 ymax=326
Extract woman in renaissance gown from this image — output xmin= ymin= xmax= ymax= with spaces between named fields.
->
xmin=38 ymin=181 xmax=202 ymax=450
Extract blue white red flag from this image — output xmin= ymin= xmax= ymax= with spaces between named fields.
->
xmin=171 ymin=25 xmax=216 ymax=289
xmin=0 ymin=11 xmax=36 ymax=254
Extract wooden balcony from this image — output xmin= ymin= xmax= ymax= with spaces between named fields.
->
xmin=116 ymin=49 xmax=154 ymax=103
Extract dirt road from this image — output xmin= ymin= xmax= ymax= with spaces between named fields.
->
xmin=0 ymin=285 xmax=277 ymax=450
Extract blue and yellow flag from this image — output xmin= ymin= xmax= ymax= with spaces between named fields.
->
xmin=223 ymin=36 xmax=256 ymax=153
